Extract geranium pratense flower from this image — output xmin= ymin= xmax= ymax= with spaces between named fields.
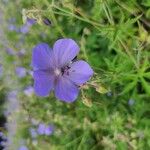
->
xmin=32 ymin=38 xmax=93 ymax=102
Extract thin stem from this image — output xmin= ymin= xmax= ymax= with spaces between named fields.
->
xmin=119 ymin=39 xmax=138 ymax=69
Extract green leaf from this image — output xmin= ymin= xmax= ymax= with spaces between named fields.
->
xmin=121 ymin=80 xmax=137 ymax=94
xmin=141 ymin=77 xmax=150 ymax=95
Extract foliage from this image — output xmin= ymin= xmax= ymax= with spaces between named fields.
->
xmin=0 ymin=0 xmax=150 ymax=149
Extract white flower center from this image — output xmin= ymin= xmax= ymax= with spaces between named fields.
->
xmin=54 ymin=68 xmax=61 ymax=76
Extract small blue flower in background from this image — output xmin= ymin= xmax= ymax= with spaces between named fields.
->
xmin=15 ymin=67 xmax=27 ymax=78
xmin=20 ymin=25 xmax=29 ymax=34
xmin=2 ymin=0 xmax=9 ymax=4
xmin=8 ymin=24 xmax=18 ymax=32
xmin=37 ymin=123 xmax=45 ymax=135
xmin=0 ymin=141 xmax=6 ymax=147
xmin=0 ymin=131 xmax=3 ymax=137
xmin=23 ymin=86 xmax=34 ymax=97
xmin=26 ymin=18 xmax=36 ymax=26
xmin=6 ymin=47 xmax=16 ymax=55
xmin=18 ymin=145 xmax=28 ymax=150
xmin=8 ymin=17 xmax=16 ymax=23
xmin=7 ymin=90 xmax=18 ymax=100
xmin=29 ymin=128 xmax=37 ymax=138
xmin=0 ymin=132 xmax=7 ymax=148
xmin=20 ymin=18 xmax=36 ymax=34
xmin=7 ymin=17 xmax=20 ymax=33
xmin=17 ymin=49 xmax=26 ymax=57
xmin=0 ymin=64 xmax=3 ymax=77
xmin=44 ymin=125 xmax=54 ymax=136
xmin=32 ymin=38 xmax=93 ymax=102
xmin=128 ymin=99 xmax=135 ymax=106
xmin=37 ymin=123 xmax=54 ymax=136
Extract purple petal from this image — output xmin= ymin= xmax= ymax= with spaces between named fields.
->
xmin=53 ymin=39 xmax=79 ymax=67
xmin=44 ymin=125 xmax=54 ymax=136
xmin=29 ymin=128 xmax=37 ymax=138
xmin=20 ymin=25 xmax=29 ymax=34
xmin=33 ymin=70 xmax=54 ymax=97
xmin=37 ymin=123 xmax=45 ymax=135
xmin=0 ymin=132 xmax=3 ymax=137
xmin=24 ymin=86 xmax=34 ymax=97
xmin=54 ymin=77 xmax=79 ymax=102
xmin=32 ymin=43 xmax=53 ymax=70
xmin=18 ymin=146 xmax=28 ymax=150
xmin=0 ymin=64 xmax=3 ymax=77
xmin=6 ymin=47 xmax=16 ymax=55
xmin=26 ymin=18 xmax=36 ymax=26
xmin=8 ymin=24 xmax=18 ymax=31
xmin=66 ymin=60 xmax=93 ymax=85
xmin=15 ymin=67 xmax=27 ymax=78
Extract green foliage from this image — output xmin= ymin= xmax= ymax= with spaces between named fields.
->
xmin=1 ymin=0 xmax=150 ymax=149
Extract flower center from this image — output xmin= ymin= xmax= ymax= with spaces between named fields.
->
xmin=54 ymin=68 xmax=61 ymax=76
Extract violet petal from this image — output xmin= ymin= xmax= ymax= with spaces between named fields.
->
xmin=32 ymin=43 xmax=53 ymax=70
xmin=37 ymin=123 xmax=45 ymax=135
xmin=44 ymin=125 xmax=54 ymax=136
xmin=66 ymin=60 xmax=93 ymax=85
xmin=54 ymin=76 xmax=79 ymax=102
xmin=33 ymin=70 xmax=54 ymax=97
xmin=53 ymin=39 xmax=79 ymax=67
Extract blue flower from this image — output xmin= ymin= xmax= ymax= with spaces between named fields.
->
xmin=37 ymin=123 xmax=45 ymax=135
xmin=37 ymin=123 xmax=54 ymax=136
xmin=29 ymin=128 xmax=37 ymax=138
xmin=15 ymin=67 xmax=27 ymax=78
xmin=23 ymin=86 xmax=34 ymax=97
xmin=0 ymin=64 xmax=3 ymax=77
xmin=6 ymin=47 xmax=16 ymax=55
xmin=32 ymin=39 xmax=93 ymax=102
xmin=26 ymin=18 xmax=36 ymax=26
xmin=20 ymin=18 xmax=36 ymax=34
xmin=44 ymin=125 xmax=54 ymax=136
xmin=18 ymin=145 xmax=28 ymax=150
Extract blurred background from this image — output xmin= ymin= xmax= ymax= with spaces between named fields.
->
xmin=0 ymin=0 xmax=150 ymax=149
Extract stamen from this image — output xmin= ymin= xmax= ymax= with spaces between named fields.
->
xmin=54 ymin=68 xmax=61 ymax=76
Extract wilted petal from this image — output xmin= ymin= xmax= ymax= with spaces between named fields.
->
xmin=55 ymin=77 xmax=79 ymax=102
xmin=32 ymin=43 xmax=53 ymax=70
xmin=43 ymin=18 xmax=52 ymax=26
xmin=33 ymin=70 xmax=54 ymax=97
xmin=53 ymin=39 xmax=79 ymax=67
xmin=66 ymin=60 xmax=93 ymax=85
